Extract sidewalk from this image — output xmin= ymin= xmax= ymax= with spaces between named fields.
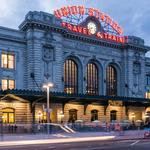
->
xmin=114 ymin=130 xmax=145 ymax=140
xmin=0 ymin=130 xmax=147 ymax=147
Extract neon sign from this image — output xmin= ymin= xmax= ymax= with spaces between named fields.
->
xmin=54 ymin=6 xmax=126 ymax=44
xmin=61 ymin=22 xmax=125 ymax=44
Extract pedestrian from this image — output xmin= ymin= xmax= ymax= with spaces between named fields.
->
xmin=106 ymin=122 xmax=110 ymax=132
xmin=14 ymin=124 xmax=17 ymax=133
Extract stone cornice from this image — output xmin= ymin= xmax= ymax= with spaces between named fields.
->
xmin=0 ymin=33 xmax=26 ymax=44
xmin=123 ymin=44 xmax=150 ymax=53
xmin=20 ymin=21 xmax=150 ymax=52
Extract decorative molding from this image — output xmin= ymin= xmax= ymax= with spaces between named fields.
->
xmin=42 ymin=45 xmax=55 ymax=62
xmin=109 ymin=100 xmax=123 ymax=107
xmin=20 ymin=21 xmax=149 ymax=52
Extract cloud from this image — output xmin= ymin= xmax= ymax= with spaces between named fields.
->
xmin=0 ymin=0 xmax=42 ymax=28
xmin=0 ymin=0 xmax=150 ymax=56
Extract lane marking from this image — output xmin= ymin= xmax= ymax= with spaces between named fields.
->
xmin=52 ymin=134 xmax=71 ymax=138
xmin=48 ymin=146 xmax=55 ymax=149
xmin=130 ymin=140 xmax=140 ymax=146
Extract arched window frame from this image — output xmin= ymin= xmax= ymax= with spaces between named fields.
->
xmin=86 ymin=62 xmax=99 ymax=95
xmin=64 ymin=59 xmax=78 ymax=94
xmin=91 ymin=109 xmax=98 ymax=121
xmin=2 ymin=107 xmax=15 ymax=124
xmin=106 ymin=65 xmax=117 ymax=96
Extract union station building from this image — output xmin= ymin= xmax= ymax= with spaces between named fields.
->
xmin=0 ymin=6 xmax=150 ymax=125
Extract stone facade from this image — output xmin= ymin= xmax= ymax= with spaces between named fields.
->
xmin=0 ymin=11 xmax=150 ymax=124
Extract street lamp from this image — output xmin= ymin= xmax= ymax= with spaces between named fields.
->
xmin=43 ymin=82 xmax=54 ymax=134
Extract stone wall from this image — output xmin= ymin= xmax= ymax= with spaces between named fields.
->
xmin=0 ymin=100 xmax=32 ymax=124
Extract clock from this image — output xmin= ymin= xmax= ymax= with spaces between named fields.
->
xmin=87 ymin=21 xmax=97 ymax=34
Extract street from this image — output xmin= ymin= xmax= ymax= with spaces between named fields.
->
xmin=0 ymin=139 xmax=150 ymax=150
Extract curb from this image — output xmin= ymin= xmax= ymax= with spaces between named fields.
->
xmin=109 ymin=137 xmax=150 ymax=142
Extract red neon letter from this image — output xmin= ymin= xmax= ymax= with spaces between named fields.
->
xmin=72 ymin=25 xmax=78 ymax=32
xmin=95 ymin=9 xmax=101 ymax=19
xmin=83 ymin=28 xmax=88 ymax=35
xmin=67 ymin=23 xmax=72 ymax=31
xmin=71 ymin=6 xmax=78 ymax=15
xmin=61 ymin=7 xmax=69 ymax=17
xmin=88 ymin=8 xmax=94 ymax=16
xmin=67 ymin=6 xmax=72 ymax=15
xmin=109 ymin=18 xmax=113 ymax=26
xmin=108 ymin=34 xmax=112 ymax=40
xmin=77 ymin=26 xmax=83 ymax=33
xmin=78 ymin=6 xmax=85 ymax=15
xmin=54 ymin=10 xmax=62 ymax=18
xmin=112 ymin=35 xmax=117 ymax=41
xmin=117 ymin=27 xmax=123 ymax=35
xmin=100 ymin=13 xmax=105 ymax=21
xmin=118 ymin=37 xmax=125 ymax=43
xmin=96 ymin=32 xmax=103 ymax=38
xmin=113 ymin=22 xmax=119 ymax=32
xmin=61 ymin=22 xmax=66 ymax=27
xmin=103 ymin=33 xmax=108 ymax=39
xmin=116 ymin=36 xmax=119 ymax=43
xmin=105 ymin=15 xmax=111 ymax=24
xmin=122 ymin=37 xmax=125 ymax=43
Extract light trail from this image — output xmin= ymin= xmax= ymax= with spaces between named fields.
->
xmin=0 ymin=136 xmax=115 ymax=147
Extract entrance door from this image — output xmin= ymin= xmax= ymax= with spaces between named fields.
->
xmin=110 ymin=110 xmax=117 ymax=122
xmin=145 ymin=111 xmax=150 ymax=124
xmin=68 ymin=109 xmax=77 ymax=123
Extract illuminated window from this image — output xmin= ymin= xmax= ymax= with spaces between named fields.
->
xmin=1 ymin=79 xmax=15 ymax=90
xmin=2 ymin=108 xmax=15 ymax=124
xmin=1 ymin=53 xmax=15 ymax=69
xmin=106 ymin=65 xmax=117 ymax=96
xmin=146 ymin=75 xmax=150 ymax=85
xmin=146 ymin=92 xmax=150 ymax=98
xmin=64 ymin=59 xmax=78 ymax=94
xmin=91 ymin=110 xmax=98 ymax=121
xmin=86 ymin=63 xmax=98 ymax=95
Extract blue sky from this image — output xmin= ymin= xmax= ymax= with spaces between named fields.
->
xmin=0 ymin=0 xmax=150 ymax=55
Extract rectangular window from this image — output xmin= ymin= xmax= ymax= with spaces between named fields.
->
xmin=146 ymin=92 xmax=150 ymax=98
xmin=1 ymin=53 xmax=15 ymax=69
xmin=1 ymin=79 xmax=15 ymax=90
xmin=146 ymin=75 xmax=150 ymax=85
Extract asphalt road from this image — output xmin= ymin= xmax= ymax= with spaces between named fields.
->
xmin=0 ymin=139 xmax=150 ymax=150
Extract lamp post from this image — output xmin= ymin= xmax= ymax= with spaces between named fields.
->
xmin=43 ymin=82 xmax=54 ymax=134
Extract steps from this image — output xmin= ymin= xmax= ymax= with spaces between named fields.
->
xmin=49 ymin=123 xmax=76 ymax=133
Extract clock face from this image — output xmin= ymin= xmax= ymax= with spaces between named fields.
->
xmin=87 ymin=21 xmax=97 ymax=34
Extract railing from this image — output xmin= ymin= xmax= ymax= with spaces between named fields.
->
xmin=0 ymin=123 xmax=75 ymax=134
xmin=0 ymin=122 xmax=150 ymax=134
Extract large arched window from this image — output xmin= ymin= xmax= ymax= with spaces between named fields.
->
xmin=86 ymin=63 xmax=98 ymax=95
xmin=106 ymin=65 xmax=117 ymax=96
xmin=2 ymin=108 xmax=15 ymax=124
xmin=91 ymin=110 xmax=98 ymax=121
xmin=64 ymin=59 xmax=78 ymax=94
